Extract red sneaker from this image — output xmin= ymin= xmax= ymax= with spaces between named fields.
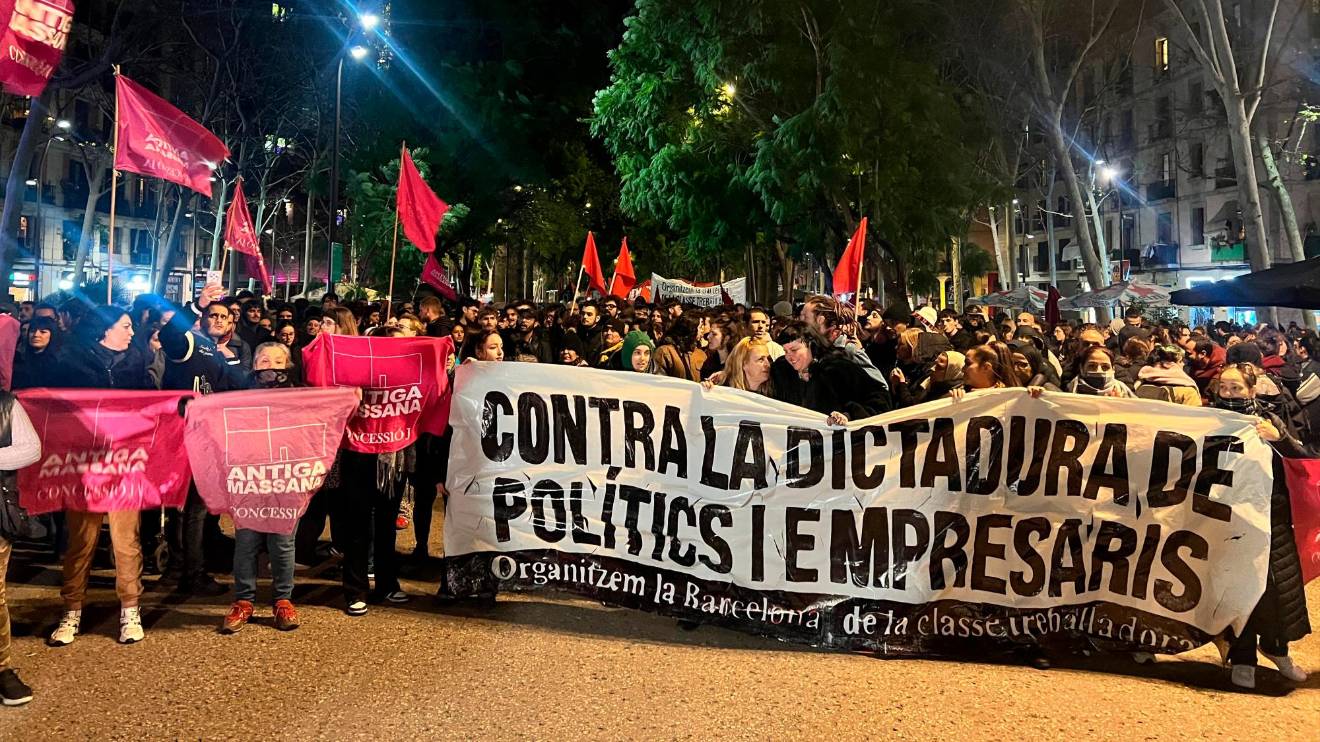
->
xmin=273 ymin=599 xmax=300 ymax=631
xmin=221 ymin=600 xmax=254 ymax=634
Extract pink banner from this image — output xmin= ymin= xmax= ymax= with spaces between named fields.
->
xmin=17 ymin=389 xmax=193 ymax=514
xmin=301 ymin=334 xmax=454 ymax=453
xmin=185 ymin=387 xmax=358 ymax=534
xmin=0 ymin=0 xmax=74 ymax=97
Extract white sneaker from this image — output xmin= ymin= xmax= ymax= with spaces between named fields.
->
xmin=1263 ymin=653 xmax=1308 ymax=682
xmin=1230 ymin=664 xmax=1256 ymax=689
xmin=48 ymin=610 xmax=81 ymax=646
xmin=119 ymin=606 xmax=145 ymax=644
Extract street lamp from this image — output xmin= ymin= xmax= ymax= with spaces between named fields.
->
xmin=328 ymin=14 xmax=379 ymax=289
xmin=56 ymin=119 xmax=71 ymax=130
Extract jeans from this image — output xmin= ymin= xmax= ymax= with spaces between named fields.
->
xmin=0 ymin=536 xmax=11 ymax=670
xmin=167 ymin=486 xmax=208 ymax=581
xmin=61 ymin=510 xmax=143 ymax=609
xmin=232 ymin=529 xmax=295 ymax=603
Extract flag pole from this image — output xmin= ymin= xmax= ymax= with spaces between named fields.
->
xmin=106 ymin=66 xmax=122 ymax=305
xmin=385 ymin=142 xmax=406 ymax=320
xmin=386 ymin=208 xmax=400 ymax=320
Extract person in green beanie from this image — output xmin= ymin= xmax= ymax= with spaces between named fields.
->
xmin=620 ymin=330 xmax=656 ymax=373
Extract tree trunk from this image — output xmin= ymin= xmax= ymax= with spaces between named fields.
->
xmin=1256 ymin=128 xmax=1315 ymax=329
xmin=987 ymin=204 xmax=1011 ymax=287
xmin=72 ymin=159 xmax=109 ymax=285
xmin=152 ymin=191 xmax=188 ymax=295
xmin=772 ymin=240 xmax=794 ymax=302
xmin=950 ymin=235 xmax=963 ymax=312
xmin=0 ymin=95 xmax=48 ymax=297
xmin=878 ymin=243 xmax=912 ymax=316
xmin=209 ymin=178 xmax=231 ymax=270
xmin=1046 ymin=119 xmax=1112 ymax=323
xmin=1223 ymin=95 xmax=1276 ymax=324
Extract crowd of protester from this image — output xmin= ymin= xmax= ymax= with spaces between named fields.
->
xmin=0 ymin=287 xmax=1316 ymax=705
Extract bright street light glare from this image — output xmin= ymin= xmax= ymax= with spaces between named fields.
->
xmin=360 ymin=12 xmax=380 ymax=30
xmin=1094 ymin=158 xmax=1105 ymax=166
xmin=1101 ymin=166 xmax=1119 ymax=182
xmin=24 ymin=178 xmax=37 ymax=186
xmin=56 ymin=119 xmax=71 ymax=130
xmin=350 ymin=45 xmax=370 ymax=61
xmin=722 ymin=82 xmax=736 ymax=98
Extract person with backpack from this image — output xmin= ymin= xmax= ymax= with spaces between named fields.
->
xmin=1133 ymin=345 xmax=1201 ymax=406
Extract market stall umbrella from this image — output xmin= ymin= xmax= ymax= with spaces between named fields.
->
xmin=1060 ymin=281 xmax=1172 ymax=309
xmin=1169 ymin=256 xmax=1320 ymax=309
xmin=967 ymin=285 xmax=1047 ymax=310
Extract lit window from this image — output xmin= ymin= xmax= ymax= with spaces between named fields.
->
xmin=1155 ymin=37 xmax=1169 ymax=72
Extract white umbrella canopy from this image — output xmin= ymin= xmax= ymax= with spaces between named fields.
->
xmin=1060 ymin=281 xmax=1172 ymax=309
xmin=967 ymin=285 xmax=1048 ymax=310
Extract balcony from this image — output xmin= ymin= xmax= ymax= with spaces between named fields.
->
xmin=1145 ymin=180 xmax=1176 ymax=201
xmin=1143 ymin=242 xmax=1180 ymax=268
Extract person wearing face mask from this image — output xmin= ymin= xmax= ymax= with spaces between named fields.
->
xmin=12 ymin=315 xmax=61 ymax=390
xmin=221 ymin=342 xmax=301 ymax=634
xmin=1064 ymin=346 xmax=1135 ymax=397
xmin=1208 ymin=364 xmax=1313 ymax=689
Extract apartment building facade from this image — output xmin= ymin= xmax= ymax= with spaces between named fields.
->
xmin=1004 ymin=0 xmax=1320 ymax=323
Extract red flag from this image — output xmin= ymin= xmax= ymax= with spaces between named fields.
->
xmin=114 ymin=75 xmax=229 ymax=197
xmin=0 ymin=0 xmax=73 ymax=96
xmin=581 ymin=232 xmax=607 ymax=296
xmin=396 ymin=145 xmax=449 ymax=254
xmin=422 ymin=252 xmax=459 ymax=301
xmin=223 ymin=178 xmax=272 ymax=295
xmin=608 ymin=238 xmax=636 ymax=298
xmin=17 ymin=389 xmax=194 ymax=514
xmin=185 ymin=387 xmax=359 ymax=535
xmin=1283 ymin=457 xmax=1320 ymax=585
xmin=832 ymin=217 xmax=867 ymax=302
xmin=301 ymin=334 xmax=455 ymax=453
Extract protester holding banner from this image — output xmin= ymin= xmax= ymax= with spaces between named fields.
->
xmin=0 ymin=390 xmax=42 ymax=706
xmin=1062 ymin=346 xmax=1135 ymax=398
xmin=715 ymin=338 xmax=774 ymax=397
xmin=1209 ymin=364 xmax=1314 ymax=688
xmin=772 ymin=321 xmax=890 ymax=424
xmin=620 ymin=331 xmax=656 ymax=374
xmin=473 ymin=331 xmax=505 ymax=363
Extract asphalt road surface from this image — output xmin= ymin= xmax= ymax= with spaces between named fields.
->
xmin=2 ymin=513 xmax=1318 ymax=740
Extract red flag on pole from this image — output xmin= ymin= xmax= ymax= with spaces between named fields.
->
xmin=223 ymin=178 xmax=272 ymax=294
xmin=0 ymin=0 xmax=74 ymax=96
xmin=608 ymin=238 xmax=636 ymax=298
xmin=396 ymin=146 xmax=449 ymax=254
xmin=114 ymin=75 xmax=229 ymax=197
xmin=581 ymin=232 xmax=607 ymax=296
xmin=422 ymin=252 xmax=459 ymax=301
xmin=832 ymin=217 xmax=868 ymax=302
xmin=1283 ymin=458 xmax=1320 ymax=585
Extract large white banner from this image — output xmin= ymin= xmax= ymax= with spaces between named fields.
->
xmin=650 ymin=273 xmax=747 ymax=306
xmin=444 ymin=363 xmax=1273 ymax=655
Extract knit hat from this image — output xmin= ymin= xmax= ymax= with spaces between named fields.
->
xmin=621 ymin=330 xmax=655 ymax=371
xmin=772 ymin=300 xmax=794 ymax=318
xmin=560 ymin=332 xmax=585 ymax=357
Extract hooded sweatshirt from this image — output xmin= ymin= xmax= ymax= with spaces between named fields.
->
xmin=1134 ymin=363 xmax=1201 ymax=406
xmin=620 ymin=331 xmax=656 ymax=374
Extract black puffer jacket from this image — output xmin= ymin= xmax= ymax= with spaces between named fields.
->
xmin=772 ymin=352 xmax=891 ymax=420
xmin=54 ymin=339 xmax=153 ymax=390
